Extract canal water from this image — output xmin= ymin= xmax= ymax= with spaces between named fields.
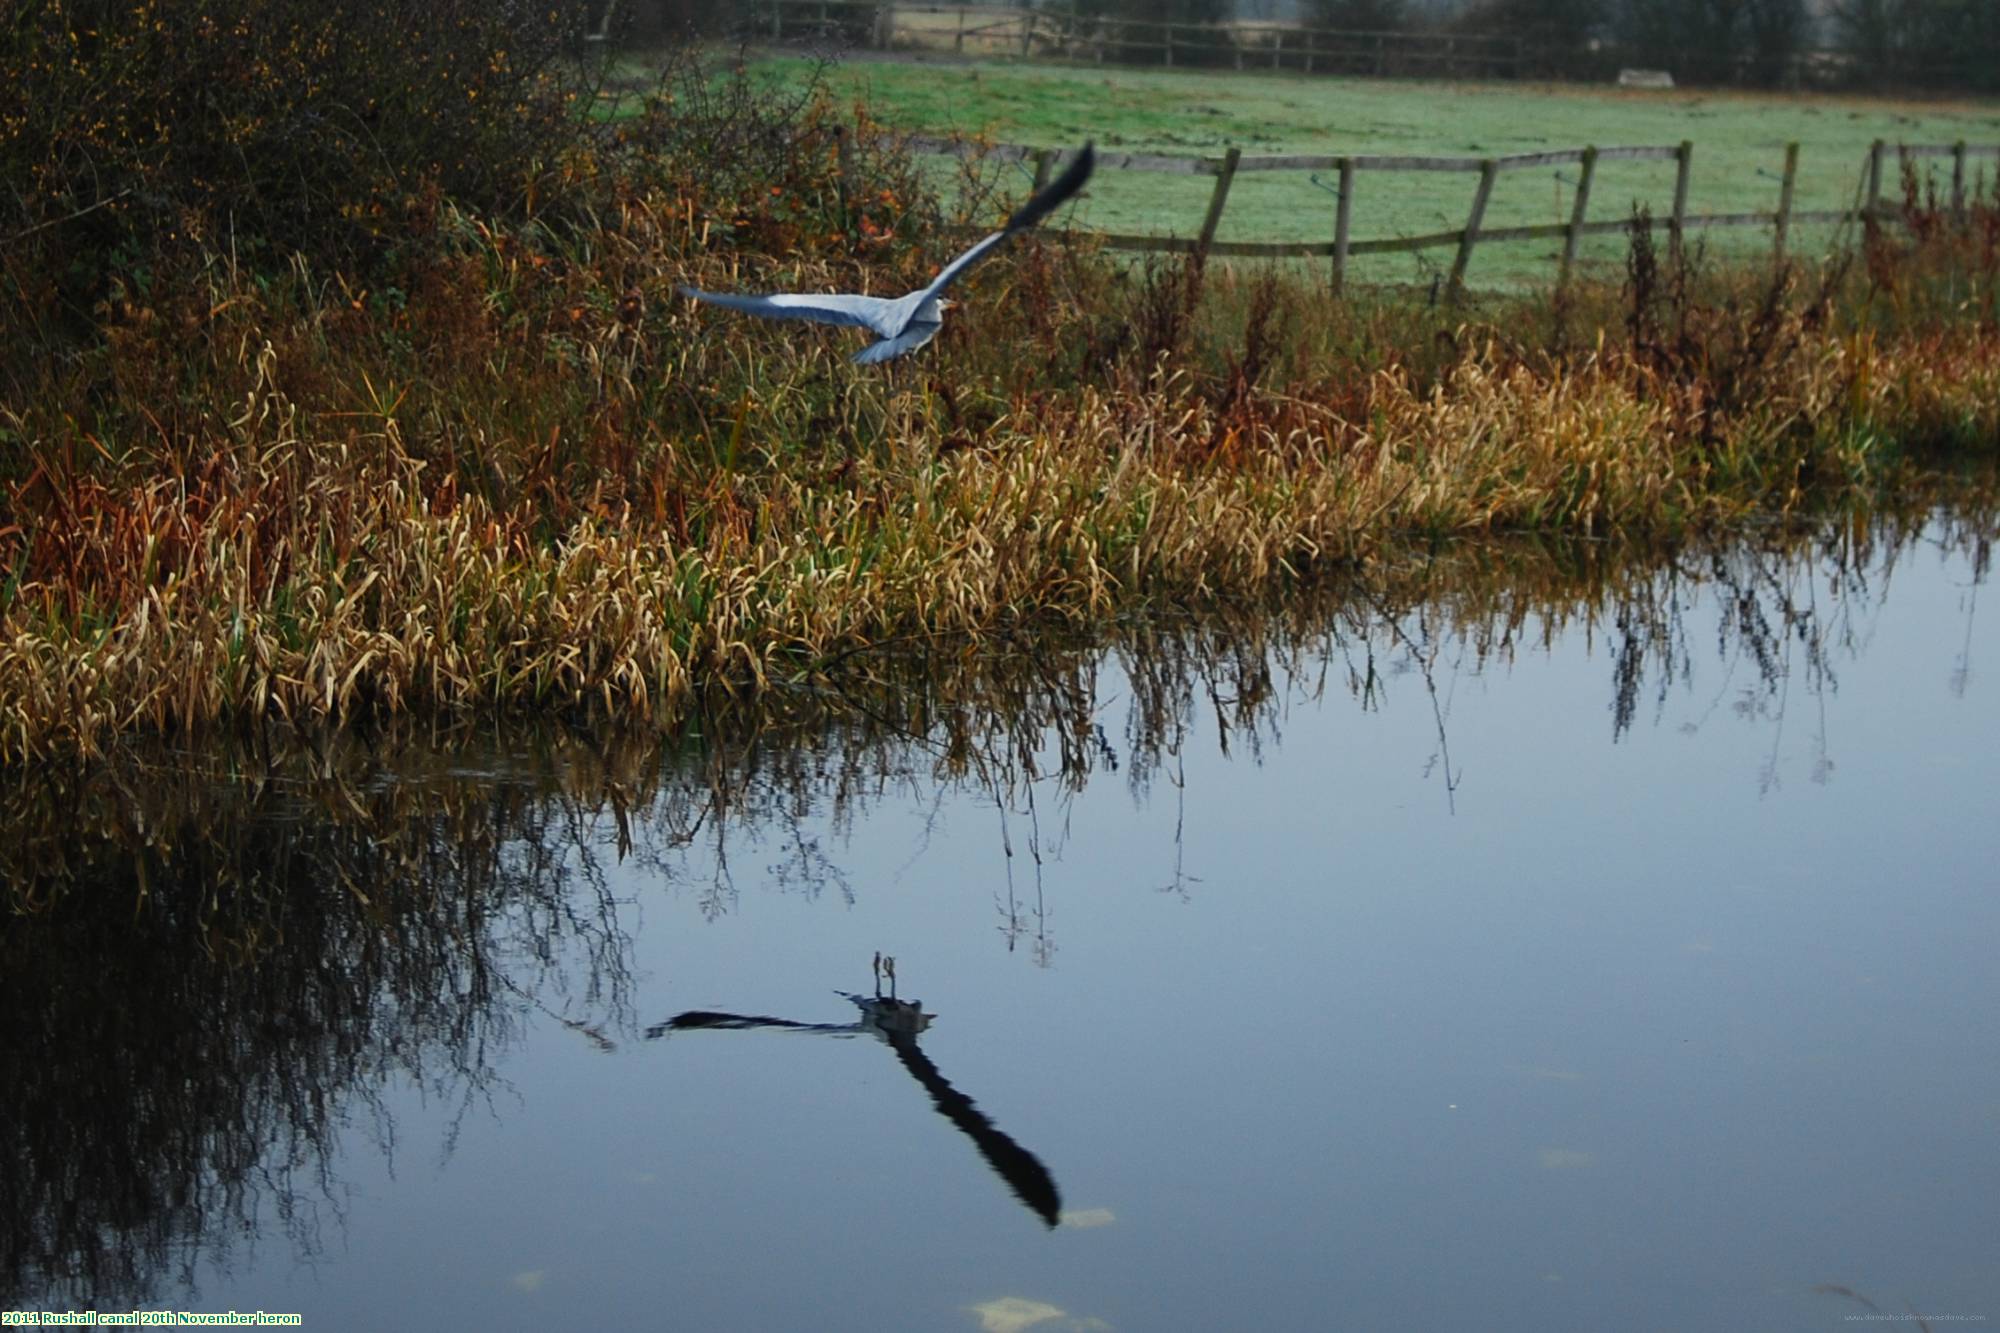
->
xmin=4 ymin=513 xmax=1996 ymax=1331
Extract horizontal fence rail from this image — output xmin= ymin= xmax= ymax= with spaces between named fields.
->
xmin=898 ymin=135 xmax=1998 ymax=290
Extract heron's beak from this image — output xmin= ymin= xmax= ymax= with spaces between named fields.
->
xmin=939 ymin=299 xmax=958 ymax=311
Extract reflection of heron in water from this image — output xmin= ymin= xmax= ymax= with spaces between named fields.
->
xmin=646 ymin=957 xmax=1061 ymax=1228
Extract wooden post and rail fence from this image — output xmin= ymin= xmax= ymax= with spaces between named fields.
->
xmin=896 ymin=135 xmax=1998 ymax=291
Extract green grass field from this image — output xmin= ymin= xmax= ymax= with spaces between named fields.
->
xmin=756 ymin=55 xmax=2000 ymax=288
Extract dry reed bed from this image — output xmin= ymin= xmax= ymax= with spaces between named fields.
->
xmin=4 ymin=276 xmax=1996 ymax=764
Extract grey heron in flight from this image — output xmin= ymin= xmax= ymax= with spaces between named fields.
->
xmin=677 ymin=143 xmax=1095 ymax=365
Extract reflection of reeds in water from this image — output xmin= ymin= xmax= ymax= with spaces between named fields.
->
xmin=0 ymin=506 xmax=1992 ymax=1304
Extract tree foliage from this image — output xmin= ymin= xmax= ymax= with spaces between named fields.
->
xmin=1616 ymin=0 xmax=1809 ymax=86
xmin=1305 ymin=0 xmax=1410 ymax=31
xmin=1830 ymin=0 xmax=2000 ymax=89
xmin=1446 ymin=0 xmax=1608 ymax=54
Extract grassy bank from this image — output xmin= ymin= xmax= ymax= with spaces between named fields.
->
xmin=3 ymin=47 xmax=1999 ymax=763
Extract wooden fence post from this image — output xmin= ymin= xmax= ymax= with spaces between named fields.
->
xmin=1332 ymin=156 xmax=1354 ymax=295
xmin=1867 ymin=139 xmax=1885 ymax=218
xmin=1559 ymin=145 xmax=1597 ymax=290
xmin=1774 ymin=141 xmax=1799 ymax=263
xmin=1450 ymin=159 xmax=1499 ymax=292
xmin=1032 ymin=147 xmax=1054 ymax=192
xmin=1199 ymin=147 xmax=1242 ymax=251
xmin=1952 ymin=140 xmax=1968 ymax=222
xmin=1671 ymin=140 xmax=1693 ymax=265
xmin=1021 ymin=10 xmax=1033 ymax=58
xmin=954 ymin=6 xmax=965 ymax=56
xmin=1272 ymin=31 xmax=1283 ymax=70
xmin=771 ymin=0 xmax=782 ymax=40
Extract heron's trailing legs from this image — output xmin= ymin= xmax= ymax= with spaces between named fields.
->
xmin=873 ymin=950 xmax=898 ymax=999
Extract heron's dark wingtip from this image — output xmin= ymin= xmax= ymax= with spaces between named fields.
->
xmin=1007 ymin=142 xmax=1096 ymax=233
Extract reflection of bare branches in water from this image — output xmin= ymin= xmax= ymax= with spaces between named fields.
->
xmin=992 ymin=778 xmax=1056 ymax=966
xmin=1156 ymin=746 xmax=1202 ymax=901
xmin=0 ymin=493 xmax=1992 ymax=1308
xmin=1615 ymin=511 xmax=1992 ymax=791
xmin=0 ymin=744 xmax=637 ymax=1309
xmin=1363 ymin=577 xmax=1467 ymax=814
xmin=1949 ymin=531 xmax=1988 ymax=699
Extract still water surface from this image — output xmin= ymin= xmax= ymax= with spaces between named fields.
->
xmin=5 ymin=517 xmax=1997 ymax=1331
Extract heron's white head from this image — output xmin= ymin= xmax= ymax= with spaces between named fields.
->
xmin=937 ymin=298 xmax=957 ymax=311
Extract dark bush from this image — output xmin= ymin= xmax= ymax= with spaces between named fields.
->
xmin=1 ymin=0 xmax=588 ymax=328
xmin=605 ymin=51 xmax=939 ymax=269
xmin=600 ymin=0 xmax=731 ymax=45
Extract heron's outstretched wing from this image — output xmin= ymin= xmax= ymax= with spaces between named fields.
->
xmin=677 ymin=286 xmax=905 ymax=337
xmin=851 ymin=319 xmax=942 ymax=365
xmin=915 ymin=142 xmax=1096 ymax=306
xmin=881 ymin=1030 xmax=1063 ymax=1228
xmin=644 ymin=1009 xmax=863 ymax=1039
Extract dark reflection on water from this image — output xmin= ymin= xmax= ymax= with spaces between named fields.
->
xmin=651 ymin=965 xmax=1066 ymax=1229
xmin=2 ymin=502 xmax=1996 ymax=1328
